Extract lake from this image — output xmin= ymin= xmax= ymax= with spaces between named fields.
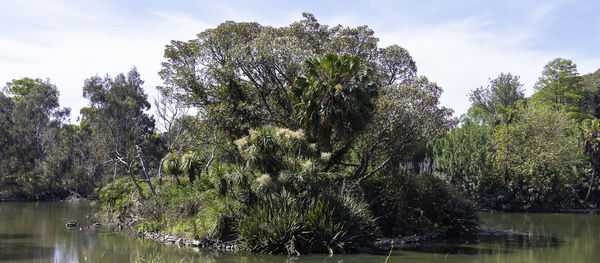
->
xmin=0 ymin=202 xmax=599 ymax=262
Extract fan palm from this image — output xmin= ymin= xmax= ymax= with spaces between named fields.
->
xmin=291 ymin=53 xmax=378 ymax=152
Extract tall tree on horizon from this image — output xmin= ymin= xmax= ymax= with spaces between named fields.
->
xmin=532 ymin=58 xmax=589 ymax=120
xmin=81 ymin=68 xmax=157 ymax=197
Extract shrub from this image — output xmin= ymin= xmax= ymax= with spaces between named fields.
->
xmin=303 ymin=194 xmax=376 ymax=254
xmin=237 ymin=190 xmax=376 ymax=255
xmin=237 ymin=191 xmax=304 ymax=254
xmin=364 ymin=171 xmax=479 ymax=238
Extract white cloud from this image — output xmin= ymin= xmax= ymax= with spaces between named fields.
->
xmin=1 ymin=0 xmax=598 ymax=122
xmin=0 ymin=4 xmax=210 ymax=123
xmin=377 ymin=17 xmax=586 ymax=116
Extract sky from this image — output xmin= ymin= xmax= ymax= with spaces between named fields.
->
xmin=1 ymin=0 xmax=599 ymax=122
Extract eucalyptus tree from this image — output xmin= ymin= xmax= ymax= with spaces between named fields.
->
xmin=0 ymin=92 xmax=14 ymax=186
xmin=5 ymin=78 xmax=69 ymax=164
xmin=0 ymin=78 xmax=73 ymax=198
xmin=468 ymin=73 xmax=524 ymax=124
xmin=81 ymin=68 xmax=157 ymax=196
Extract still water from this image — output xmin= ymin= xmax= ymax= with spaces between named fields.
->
xmin=1 ymin=202 xmax=599 ymax=262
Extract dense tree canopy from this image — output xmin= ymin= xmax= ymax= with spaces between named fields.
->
xmin=159 ymin=13 xmax=454 ymax=189
xmin=159 ymin=13 xmax=418 ymax=139
xmin=468 ymin=73 xmax=524 ymax=123
xmin=81 ymin=68 xmax=158 ymax=196
xmin=532 ymin=58 xmax=589 ymax=120
xmin=582 ymin=69 xmax=600 ymax=118
xmin=431 ymin=117 xmax=492 ymax=199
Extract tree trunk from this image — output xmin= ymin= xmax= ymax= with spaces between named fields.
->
xmin=136 ymin=145 xmax=156 ymax=196
xmin=157 ymin=157 xmax=164 ymax=192
xmin=129 ymin=172 xmax=146 ymax=200
xmin=113 ymin=160 xmax=118 ymax=181
xmin=585 ymin=156 xmax=598 ymax=202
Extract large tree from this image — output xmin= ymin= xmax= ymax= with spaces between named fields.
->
xmin=81 ymin=68 xmax=157 ymax=197
xmin=159 ymin=13 xmax=417 ymax=140
xmin=468 ymin=73 xmax=524 ymax=124
xmin=0 ymin=78 xmax=75 ymax=199
xmin=158 ymin=14 xmax=453 ymax=187
xmin=5 ymin=78 xmax=69 ymax=164
xmin=532 ymin=58 xmax=589 ymax=120
xmin=489 ymin=103 xmax=583 ymax=210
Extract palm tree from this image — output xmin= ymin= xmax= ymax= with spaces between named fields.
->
xmin=180 ymin=151 xmax=203 ymax=184
xmin=162 ymin=152 xmax=182 ymax=186
xmin=580 ymin=119 xmax=600 ymax=202
xmin=291 ymin=53 xmax=378 ymax=152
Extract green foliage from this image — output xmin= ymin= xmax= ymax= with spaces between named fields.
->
xmin=237 ymin=191 xmax=375 ymax=255
xmin=3 ymin=77 xmax=44 ymax=99
xmin=180 ymin=151 xmax=204 ymax=184
xmin=159 ymin=13 xmax=417 ymax=141
xmin=579 ymin=119 xmax=600 ymax=202
xmin=354 ymin=77 xmax=456 ymax=180
xmin=292 ymin=53 xmax=378 ymax=151
xmin=0 ymin=78 xmax=88 ymax=200
xmin=431 ymin=117 xmax=492 ymax=199
xmin=237 ymin=191 xmax=304 ymax=254
xmin=302 ymin=195 xmax=376 ymax=254
xmin=235 ymin=126 xmax=326 ymax=196
xmin=582 ymin=69 xmax=600 ymax=118
xmin=97 ymin=177 xmax=137 ymax=214
xmin=468 ymin=73 xmax=524 ymax=123
xmin=82 ymin=68 xmax=158 ymax=196
xmin=532 ymin=58 xmax=590 ymax=120
xmin=364 ymin=171 xmax=479 ymax=238
xmin=487 ymin=103 xmax=585 ymax=210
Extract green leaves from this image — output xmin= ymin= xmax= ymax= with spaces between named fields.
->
xmin=468 ymin=73 xmax=525 ymax=124
xmin=579 ymin=119 xmax=600 ymax=201
xmin=488 ymin=104 xmax=582 ymax=210
xmin=532 ymin=58 xmax=589 ymax=120
xmin=580 ymin=119 xmax=600 ymax=156
xmin=431 ymin=118 xmax=492 ymax=198
xmin=292 ymin=53 xmax=378 ymax=151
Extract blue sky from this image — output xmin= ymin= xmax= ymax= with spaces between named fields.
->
xmin=1 ymin=0 xmax=599 ymax=121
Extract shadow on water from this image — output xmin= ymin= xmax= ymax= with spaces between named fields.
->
xmin=0 ymin=234 xmax=40 ymax=240
xmin=400 ymin=232 xmax=563 ymax=256
xmin=401 ymin=244 xmax=510 ymax=255
xmin=0 ymin=242 xmax=53 ymax=261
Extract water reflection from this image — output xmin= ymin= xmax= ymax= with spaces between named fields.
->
xmin=0 ymin=234 xmax=39 ymax=239
xmin=0 ymin=243 xmax=53 ymax=261
xmin=1 ymin=203 xmax=600 ymax=262
xmin=400 ymin=232 xmax=563 ymax=256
